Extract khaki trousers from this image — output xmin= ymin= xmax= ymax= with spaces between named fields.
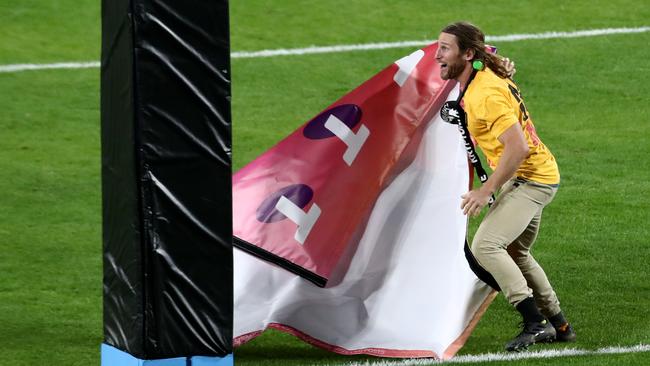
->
xmin=471 ymin=178 xmax=561 ymax=317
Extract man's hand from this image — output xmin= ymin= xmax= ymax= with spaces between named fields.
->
xmin=461 ymin=124 xmax=528 ymax=216
xmin=461 ymin=187 xmax=493 ymax=216
xmin=503 ymin=57 xmax=516 ymax=78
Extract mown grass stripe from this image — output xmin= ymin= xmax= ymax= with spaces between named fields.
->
xmin=338 ymin=344 xmax=650 ymax=366
xmin=1 ymin=26 xmax=649 ymax=73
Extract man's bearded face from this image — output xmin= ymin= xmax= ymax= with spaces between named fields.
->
xmin=436 ymin=32 xmax=468 ymax=80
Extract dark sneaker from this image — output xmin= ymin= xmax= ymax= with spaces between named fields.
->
xmin=505 ymin=319 xmax=556 ymax=352
xmin=555 ymin=322 xmax=576 ymax=342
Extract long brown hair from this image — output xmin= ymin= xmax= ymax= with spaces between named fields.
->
xmin=441 ymin=21 xmax=509 ymax=79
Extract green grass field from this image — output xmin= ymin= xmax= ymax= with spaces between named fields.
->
xmin=1 ymin=1 xmax=649 ymax=365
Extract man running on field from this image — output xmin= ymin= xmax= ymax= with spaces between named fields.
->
xmin=435 ymin=21 xmax=576 ymax=352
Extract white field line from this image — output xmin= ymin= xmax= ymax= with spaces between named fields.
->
xmin=1 ymin=26 xmax=649 ymax=73
xmin=0 ymin=61 xmax=100 ymax=73
xmin=337 ymin=344 xmax=650 ymax=366
xmin=233 ymin=26 xmax=650 ymax=58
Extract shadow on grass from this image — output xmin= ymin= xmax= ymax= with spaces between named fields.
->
xmin=235 ymin=345 xmax=382 ymax=365
xmin=234 ymin=331 xmax=384 ymax=365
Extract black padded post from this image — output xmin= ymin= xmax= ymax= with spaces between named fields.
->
xmin=101 ymin=0 xmax=232 ymax=360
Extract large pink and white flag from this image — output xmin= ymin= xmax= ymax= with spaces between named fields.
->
xmin=233 ymin=43 xmax=497 ymax=359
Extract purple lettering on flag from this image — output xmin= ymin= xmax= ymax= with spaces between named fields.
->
xmin=233 ymin=42 xmax=455 ymax=285
xmin=303 ymin=104 xmax=362 ymax=139
xmin=256 ymin=184 xmax=314 ymax=223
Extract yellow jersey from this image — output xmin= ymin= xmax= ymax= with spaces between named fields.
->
xmin=462 ymin=67 xmax=560 ymax=185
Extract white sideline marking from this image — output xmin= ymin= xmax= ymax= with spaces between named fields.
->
xmin=339 ymin=344 xmax=650 ymax=366
xmin=0 ymin=61 xmax=100 ymax=73
xmin=1 ymin=26 xmax=649 ymax=73
xmin=233 ymin=26 xmax=650 ymax=58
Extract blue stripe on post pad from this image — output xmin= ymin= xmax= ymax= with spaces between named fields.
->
xmin=101 ymin=344 xmax=233 ymax=366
